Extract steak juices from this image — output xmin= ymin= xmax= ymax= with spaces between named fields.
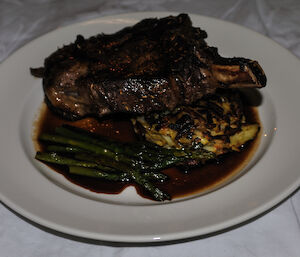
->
xmin=32 ymin=14 xmax=266 ymax=201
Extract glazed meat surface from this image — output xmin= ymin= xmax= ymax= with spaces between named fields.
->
xmin=31 ymin=14 xmax=266 ymax=120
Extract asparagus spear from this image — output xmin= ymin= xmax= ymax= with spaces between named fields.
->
xmin=127 ymin=168 xmax=171 ymax=201
xmin=143 ymin=171 xmax=168 ymax=182
xmin=39 ymin=133 xmax=132 ymax=163
xmin=59 ymin=125 xmax=215 ymax=160
xmin=70 ymin=166 xmax=170 ymax=201
xmin=37 ymin=125 xmax=215 ymax=201
xmin=75 ymin=153 xmax=168 ymax=182
xmin=37 ymin=151 xmax=168 ymax=182
xmin=55 ymin=125 xmax=161 ymax=164
xmin=46 ymin=145 xmax=86 ymax=153
xmin=40 ymin=133 xmax=177 ymax=171
xmin=69 ymin=166 xmax=130 ymax=181
xmin=35 ymin=152 xmax=116 ymax=172
xmin=75 ymin=151 xmax=172 ymax=172
xmin=74 ymin=153 xmax=130 ymax=172
xmin=55 ymin=125 xmax=183 ymax=161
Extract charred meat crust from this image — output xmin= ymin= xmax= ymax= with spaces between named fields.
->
xmin=31 ymin=13 xmax=266 ymax=120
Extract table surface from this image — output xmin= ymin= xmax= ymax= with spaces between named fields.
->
xmin=0 ymin=0 xmax=299 ymax=256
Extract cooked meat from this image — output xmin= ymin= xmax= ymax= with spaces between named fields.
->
xmin=31 ymin=14 xmax=266 ymax=120
xmin=132 ymin=89 xmax=259 ymax=156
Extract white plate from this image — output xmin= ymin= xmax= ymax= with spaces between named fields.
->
xmin=0 ymin=12 xmax=299 ymax=243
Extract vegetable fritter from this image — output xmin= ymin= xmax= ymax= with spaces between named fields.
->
xmin=132 ymin=90 xmax=259 ymax=156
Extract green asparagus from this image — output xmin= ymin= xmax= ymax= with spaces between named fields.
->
xmin=35 ymin=152 xmax=116 ymax=172
xmin=69 ymin=166 xmax=130 ymax=181
xmin=36 ymin=124 xmax=216 ymax=201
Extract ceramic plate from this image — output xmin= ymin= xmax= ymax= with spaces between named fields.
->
xmin=0 ymin=12 xmax=299 ymax=243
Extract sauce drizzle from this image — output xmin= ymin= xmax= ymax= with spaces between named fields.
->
xmin=34 ymin=103 xmax=261 ymax=200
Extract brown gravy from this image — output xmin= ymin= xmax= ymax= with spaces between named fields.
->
xmin=33 ymin=104 xmax=261 ymax=200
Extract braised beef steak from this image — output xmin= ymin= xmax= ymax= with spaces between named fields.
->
xmin=31 ymin=14 xmax=266 ymax=120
